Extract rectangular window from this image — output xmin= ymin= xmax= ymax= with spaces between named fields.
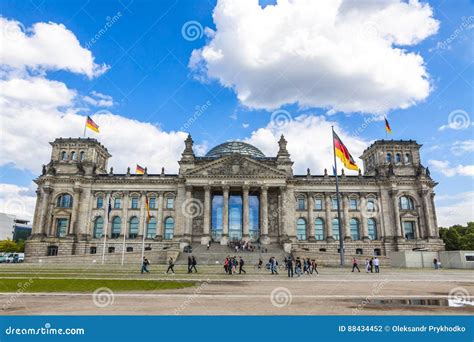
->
xmin=350 ymin=199 xmax=358 ymax=210
xmin=331 ymin=198 xmax=339 ymax=210
xmin=108 ymin=247 xmax=115 ymax=253
xmin=149 ymin=197 xmax=156 ymax=209
xmin=314 ymin=199 xmax=323 ymax=210
xmin=403 ymin=221 xmax=415 ymax=240
xmin=114 ymin=198 xmax=121 ymax=209
xmin=56 ymin=218 xmax=68 ymax=237
xmin=297 ymin=198 xmax=305 ymax=210
xmin=96 ymin=197 xmax=103 ymax=209
xmin=90 ymin=247 xmax=97 ymax=254
xmin=166 ymin=197 xmax=174 ymax=209
xmin=131 ymin=197 xmax=139 ymax=209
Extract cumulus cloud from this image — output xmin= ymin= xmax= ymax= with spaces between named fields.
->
xmin=428 ymin=160 xmax=474 ymax=177
xmin=0 ymin=183 xmax=37 ymax=221
xmin=190 ymin=0 xmax=439 ymax=114
xmin=83 ymin=91 xmax=114 ymax=107
xmin=436 ymin=191 xmax=474 ymax=227
xmin=0 ymin=17 xmax=108 ymax=78
xmin=245 ymin=114 xmax=369 ymax=174
xmin=451 ymin=140 xmax=474 ymax=155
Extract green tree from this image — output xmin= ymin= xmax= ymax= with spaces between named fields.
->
xmin=439 ymin=222 xmax=474 ymax=251
xmin=0 ymin=239 xmax=19 ymax=253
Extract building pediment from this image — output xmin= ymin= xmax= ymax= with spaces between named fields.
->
xmin=186 ymin=154 xmax=287 ymax=178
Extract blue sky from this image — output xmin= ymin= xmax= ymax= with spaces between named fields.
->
xmin=0 ymin=0 xmax=473 ymax=226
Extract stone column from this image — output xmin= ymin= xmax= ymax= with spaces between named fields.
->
xmin=184 ymin=185 xmax=193 ymax=240
xmin=139 ymin=192 xmax=146 ymax=238
xmin=31 ymin=189 xmax=42 ymax=236
xmin=390 ymin=190 xmax=402 ymax=239
xmin=122 ymin=192 xmax=129 ymax=238
xmin=201 ymin=186 xmax=211 ymax=245
xmin=324 ymin=193 xmax=333 ymax=242
xmin=416 ymin=194 xmax=426 ymax=239
xmin=156 ymin=192 xmax=164 ymax=240
xmin=307 ymin=192 xmax=315 ymax=241
xmin=69 ymin=186 xmax=82 ymax=235
xmin=38 ymin=186 xmax=52 ymax=236
xmin=360 ymin=195 xmax=369 ymax=241
xmin=422 ymin=190 xmax=434 ymax=238
xmin=242 ymin=185 xmax=250 ymax=241
xmin=221 ymin=186 xmax=229 ymax=245
xmin=260 ymin=186 xmax=269 ymax=244
xmin=279 ymin=186 xmax=288 ymax=240
xmin=342 ymin=193 xmax=351 ymax=241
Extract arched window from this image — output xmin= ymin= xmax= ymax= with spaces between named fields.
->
xmin=296 ymin=218 xmax=306 ymax=240
xmin=80 ymin=151 xmax=85 ymax=161
xmin=399 ymin=196 xmax=415 ymax=210
xmin=386 ymin=153 xmax=392 ymax=163
xmin=111 ymin=216 xmax=121 ymax=238
xmin=350 ymin=218 xmax=360 ymax=240
xmin=368 ymin=218 xmax=377 ymax=240
xmin=93 ymin=217 xmax=104 ymax=238
xmin=129 ymin=216 xmax=139 ymax=239
xmin=147 ymin=217 xmax=157 ymax=239
xmin=332 ymin=218 xmax=340 ymax=240
xmin=56 ymin=194 xmax=73 ymax=208
xmin=71 ymin=151 xmax=77 ymax=160
xmin=404 ymin=153 xmax=411 ymax=163
xmin=315 ymin=218 xmax=324 ymax=241
xmin=395 ymin=153 xmax=401 ymax=163
xmin=61 ymin=151 xmax=68 ymax=160
xmin=164 ymin=217 xmax=174 ymax=240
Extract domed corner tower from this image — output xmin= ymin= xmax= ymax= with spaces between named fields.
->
xmin=360 ymin=140 xmax=424 ymax=177
xmin=46 ymin=138 xmax=111 ymax=176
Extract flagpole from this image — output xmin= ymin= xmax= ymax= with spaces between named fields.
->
xmin=101 ymin=193 xmax=110 ymax=265
xmin=332 ymin=126 xmax=345 ymax=267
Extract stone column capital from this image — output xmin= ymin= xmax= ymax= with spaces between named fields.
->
xmin=261 ymin=185 xmax=268 ymax=192
xmin=242 ymin=185 xmax=250 ymax=192
xmin=222 ymin=185 xmax=230 ymax=192
xmin=203 ymin=185 xmax=211 ymax=192
xmin=185 ymin=185 xmax=193 ymax=192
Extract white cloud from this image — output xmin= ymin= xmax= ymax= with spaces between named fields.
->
xmin=0 ymin=183 xmax=37 ymax=221
xmin=190 ymin=0 xmax=438 ymax=114
xmin=246 ymin=114 xmax=369 ymax=174
xmin=242 ymin=123 xmax=249 ymax=128
xmin=428 ymin=160 xmax=474 ymax=177
xmin=83 ymin=91 xmax=114 ymax=107
xmin=0 ymin=17 xmax=108 ymax=78
xmin=451 ymin=140 xmax=474 ymax=155
xmin=435 ymin=191 xmax=474 ymax=227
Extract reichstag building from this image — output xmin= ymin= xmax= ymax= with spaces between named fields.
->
xmin=25 ymin=135 xmax=445 ymax=260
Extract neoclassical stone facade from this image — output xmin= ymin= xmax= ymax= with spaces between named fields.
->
xmin=26 ymin=135 xmax=445 ymax=260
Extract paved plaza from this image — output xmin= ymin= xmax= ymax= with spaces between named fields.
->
xmin=0 ymin=265 xmax=472 ymax=315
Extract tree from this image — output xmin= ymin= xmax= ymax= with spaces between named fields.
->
xmin=439 ymin=222 xmax=474 ymax=251
xmin=0 ymin=239 xmax=19 ymax=253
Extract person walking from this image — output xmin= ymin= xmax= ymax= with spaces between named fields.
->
xmin=141 ymin=256 xmax=150 ymax=274
xmin=351 ymin=257 xmax=360 ymax=272
xmin=369 ymin=258 xmax=374 ymax=273
xmin=365 ymin=258 xmax=370 ymax=273
xmin=433 ymin=258 xmax=439 ymax=270
xmin=287 ymin=257 xmax=294 ymax=278
xmin=374 ymin=257 xmax=380 ymax=273
xmin=239 ymin=257 xmax=246 ymax=274
xmin=166 ymin=257 xmax=175 ymax=274
xmin=312 ymin=259 xmax=319 ymax=275
xmin=187 ymin=256 xmax=192 ymax=273
xmin=190 ymin=256 xmax=198 ymax=273
xmin=295 ymin=257 xmax=302 ymax=277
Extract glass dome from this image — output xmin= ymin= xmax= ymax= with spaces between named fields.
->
xmin=205 ymin=141 xmax=266 ymax=158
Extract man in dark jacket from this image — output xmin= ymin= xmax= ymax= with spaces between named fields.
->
xmin=239 ymin=257 xmax=246 ymax=274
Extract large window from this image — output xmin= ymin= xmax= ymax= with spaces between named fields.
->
xmin=148 ymin=197 xmax=156 ymax=209
xmin=166 ymin=197 xmax=174 ymax=209
xmin=314 ymin=198 xmax=323 ymax=210
xmin=93 ymin=217 xmax=104 ymax=238
xmin=297 ymin=198 xmax=305 ymax=210
xmin=211 ymin=195 xmax=223 ymax=242
xmin=131 ymin=197 xmax=139 ymax=209
xmin=80 ymin=151 xmax=85 ymax=161
xmin=404 ymin=153 xmax=411 ymax=163
xmin=71 ymin=151 xmax=77 ymax=160
xmin=315 ymin=218 xmax=324 ymax=240
xmin=395 ymin=153 xmax=401 ymax=163
xmin=96 ymin=196 xmax=104 ymax=209
xmin=113 ymin=197 xmax=121 ymax=209
xmin=331 ymin=198 xmax=339 ymax=210
xmin=367 ymin=199 xmax=376 ymax=212
xmin=61 ymin=151 xmax=68 ymax=160
xmin=368 ymin=218 xmax=377 ymax=240
xmin=296 ymin=218 xmax=306 ymax=241
xmin=111 ymin=216 xmax=121 ymax=238
xmin=403 ymin=221 xmax=415 ymax=240
xmin=56 ymin=194 xmax=72 ymax=208
xmin=349 ymin=198 xmax=358 ymax=210
xmin=350 ymin=218 xmax=360 ymax=240
xmin=332 ymin=218 xmax=340 ymax=240
xmin=400 ymin=196 xmax=415 ymax=210
xmin=386 ymin=153 xmax=392 ymax=163
xmin=147 ymin=217 xmax=157 ymax=239
xmin=56 ymin=218 xmax=68 ymax=237
xmin=249 ymin=195 xmax=260 ymax=242
xmin=164 ymin=217 xmax=174 ymax=240
xmin=129 ymin=216 xmax=139 ymax=238
xmin=229 ymin=195 xmax=243 ymax=241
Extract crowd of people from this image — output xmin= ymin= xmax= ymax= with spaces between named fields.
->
xmin=223 ymin=256 xmax=246 ymax=274
xmin=228 ymin=240 xmax=256 ymax=252
xmin=351 ymin=256 xmax=381 ymax=273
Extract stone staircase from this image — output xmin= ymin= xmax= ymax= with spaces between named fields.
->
xmin=175 ymin=242 xmax=289 ymax=266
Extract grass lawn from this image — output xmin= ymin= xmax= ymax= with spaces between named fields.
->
xmin=0 ymin=278 xmax=195 ymax=292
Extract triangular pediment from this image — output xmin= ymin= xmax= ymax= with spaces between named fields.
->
xmin=186 ymin=154 xmax=286 ymax=178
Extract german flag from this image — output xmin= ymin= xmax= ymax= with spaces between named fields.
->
xmin=85 ymin=116 xmax=99 ymax=133
xmin=385 ymin=117 xmax=392 ymax=134
xmin=145 ymin=197 xmax=151 ymax=223
xmin=333 ymin=131 xmax=359 ymax=171
xmin=136 ymin=164 xmax=145 ymax=174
